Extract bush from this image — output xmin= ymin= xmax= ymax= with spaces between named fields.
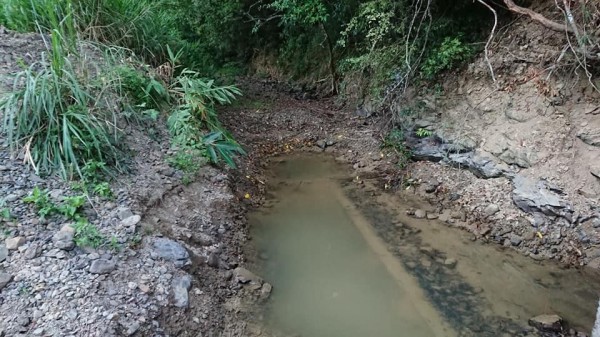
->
xmin=421 ymin=36 xmax=474 ymax=79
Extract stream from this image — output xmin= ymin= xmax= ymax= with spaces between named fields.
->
xmin=249 ymin=154 xmax=600 ymax=337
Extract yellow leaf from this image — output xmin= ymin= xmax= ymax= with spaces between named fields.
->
xmin=244 ymin=193 xmax=251 ymax=199
xmin=536 ymin=231 xmax=543 ymax=239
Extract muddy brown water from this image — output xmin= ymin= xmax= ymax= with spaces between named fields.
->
xmin=249 ymin=154 xmax=600 ymax=336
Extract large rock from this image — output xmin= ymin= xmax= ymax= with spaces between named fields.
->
xmin=528 ymin=314 xmax=563 ymax=332
xmin=512 ymin=175 xmax=573 ymax=220
xmin=578 ymin=129 xmax=600 ymax=147
xmin=171 ymin=275 xmax=192 ymax=308
xmin=151 ymin=238 xmax=190 ymax=268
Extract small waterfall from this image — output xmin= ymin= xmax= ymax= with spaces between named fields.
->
xmin=593 ymin=300 xmax=600 ymax=337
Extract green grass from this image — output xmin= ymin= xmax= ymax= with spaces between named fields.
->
xmin=1 ymin=55 xmax=121 ymax=178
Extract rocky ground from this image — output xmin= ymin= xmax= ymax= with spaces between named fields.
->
xmin=0 ymin=27 xmax=270 ymax=337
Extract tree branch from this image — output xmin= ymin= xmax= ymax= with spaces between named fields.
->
xmin=502 ymin=0 xmax=574 ymax=34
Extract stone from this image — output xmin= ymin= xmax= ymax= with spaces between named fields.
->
xmin=528 ymin=314 xmax=563 ymax=332
xmin=577 ymin=129 xmax=600 ymax=147
xmin=512 ymin=175 xmax=573 ymax=220
xmin=444 ymin=258 xmax=457 ymax=268
xmin=260 ymin=282 xmax=272 ymax=301
xmin=483 ymin=204 xmax=500 ymax=217
xmin=591 ymin=165 xmax=600 ymax=179
xmin=24 ymin=245 xmax=40 ymax=260
xmin=89 ymin=259 xmax=116 ymax=274
xmin=5 ymin=236 xmax=25 ymax=250
xmin=426 ymin=213 xmax=439 ymax=220
xmin=414 ymin=209 xmax=427 ymax=219
xmin=499 ymin=149 xmax=536 ymax=168
xmin=116 ymin=207 xmax=134 ymax=220
xmin=119 ymin=319 xmax=140 ymax=336
xmin=207 ymin=252 xmax=220 ymax=268
xmin=171 ymin=275 xmax=192 ymax=308
xmin=121 ymin=215 xmax=141 ymax=228
xmin=510 ymin=234 xmax=523 ymax=246
xmin=0 ymin=272 xmax=12 ymax=289
xmin=0 ymin=245 xmax=7 ymax=262
xmin=151 ymin=238 xmax=190 ymax=268
xmin=233 ymin=267 xmax=262 ymax=284
xmin=191 ymin=233 xmax=214 ymax=246
xmin=316 ymin=140 xmax=327 ymax=149
xmin=52 ymin=231 xmax=75 ymax=250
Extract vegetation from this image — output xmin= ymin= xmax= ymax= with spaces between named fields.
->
xmin=382 ymin=128 xmax=411 ymax=169
xmin=0 ymin=0 xmax=245 ymax=184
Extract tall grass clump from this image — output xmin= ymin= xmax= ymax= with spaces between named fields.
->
xmin=0 ymin=7 xmax=121 ymax=179
xmin=0 ymin=0 xmax=200 ymax=68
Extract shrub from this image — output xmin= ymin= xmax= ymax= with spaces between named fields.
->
xmin=420 ymin=36 xmax=474 ymax=79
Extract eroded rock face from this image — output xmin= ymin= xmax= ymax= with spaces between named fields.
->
xmin=512 ymin=175 xmax=573 ymax=221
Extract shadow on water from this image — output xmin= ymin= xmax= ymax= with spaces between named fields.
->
xmin=249 ymin=153 xmax=600 ymax=337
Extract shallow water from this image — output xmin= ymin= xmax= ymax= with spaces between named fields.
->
xmin=249 ymin=154 xmax=600 ymax=336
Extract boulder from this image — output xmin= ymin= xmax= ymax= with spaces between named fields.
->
xmin=414 ymin=209 xmax=427 ymax=219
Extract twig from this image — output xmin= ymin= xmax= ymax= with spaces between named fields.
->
xmin=477 ymin=0 xmax=498 ymax=85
